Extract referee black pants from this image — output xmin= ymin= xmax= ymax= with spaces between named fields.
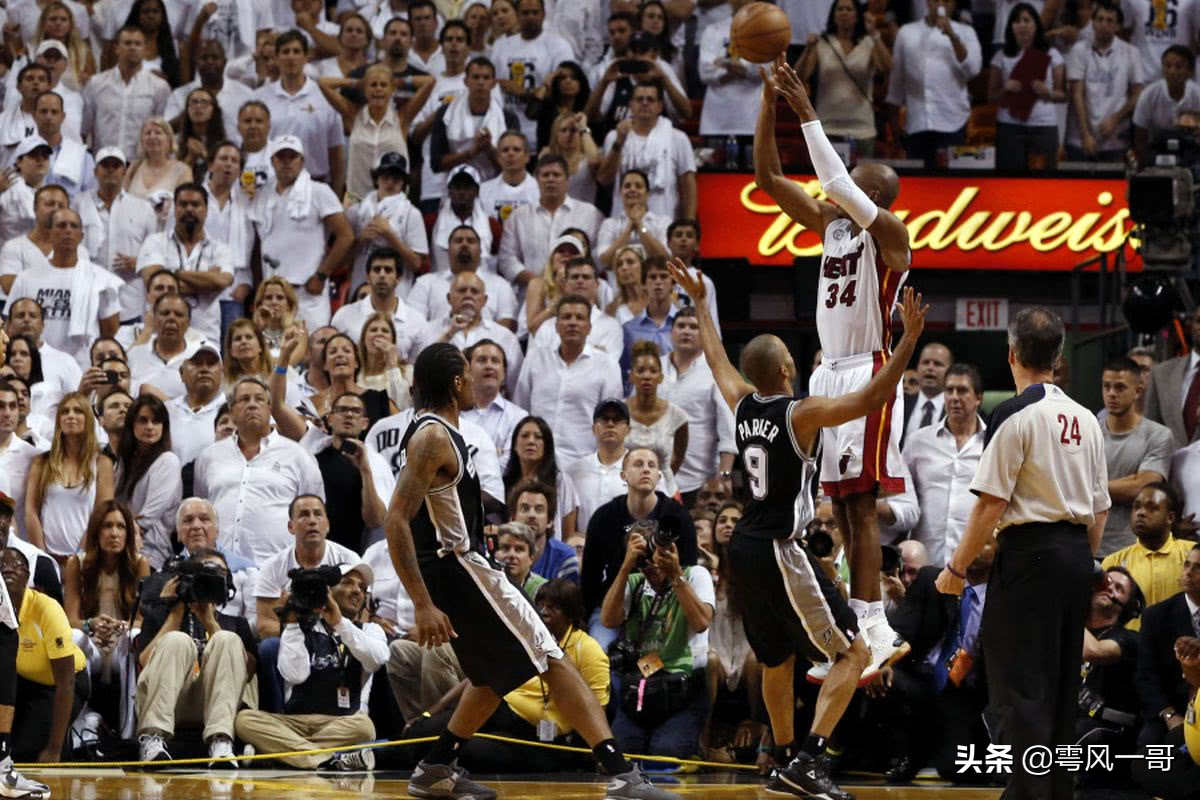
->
xmin=981 ymin=523 xmax=1092 ymax=800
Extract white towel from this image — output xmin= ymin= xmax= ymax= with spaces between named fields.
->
xmin=67 ymin=260 xmax=105 ymax=340
xmin=431 ymin=197 xmax=492 ymax=254
xmin=51 ymin=137 xmax=87 ymax=189
xmin=621 ymin=116 xmax=676 ymax=197
xmin=256 ymin=169 xmax=315 ymax=237
xmin=233 ymin=0 xmax=258 ymax=54
xmin=286 ymin=169 xmax=315 ymax=220
xmin=203 ymin=177 xmax=253 ymax=267
xmin=442 ymin=91 xmax=507 ymax=149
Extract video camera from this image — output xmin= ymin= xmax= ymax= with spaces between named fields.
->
xmin=1129 ymin=130 xmax=1200 ymax=270
xmin=286 ymin=565 xmax=343 ymax=612
xmin=163 ymin=556 xmax=231 ymax=606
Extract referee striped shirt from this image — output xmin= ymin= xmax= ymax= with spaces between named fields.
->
xmin=971 ymin=383 xmax=1110 ymax=531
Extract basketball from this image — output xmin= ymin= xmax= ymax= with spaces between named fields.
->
xmin=731 ymin=2 xmax=792 ymax=64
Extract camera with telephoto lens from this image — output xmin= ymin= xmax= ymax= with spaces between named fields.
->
xmin=804 ymin=529 xmax=834 ymax=558
xmin=164 ymin=556 xmax=229 ymax=605
xmin=629 ymin=519 xmax=678 ymax=568
xmin=287 ymin=565 xmax=343 ymax=611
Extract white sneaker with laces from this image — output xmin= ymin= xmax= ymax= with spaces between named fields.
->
xmin=207 ymin=735 xmax=237 ymax=770
xmin=1 ymin=756 xmax=51 ymax=799
xmin=138 ymin=733 xmax=172 ymax=764
xmin=863 ymin=615 xmax=911 ymax=680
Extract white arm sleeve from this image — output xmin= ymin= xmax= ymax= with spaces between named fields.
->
xmin=801 ymin=120 xmax=879 ymax=229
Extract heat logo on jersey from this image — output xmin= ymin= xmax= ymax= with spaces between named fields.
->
xmin=821 ymin=244 xmax=864 ymax=309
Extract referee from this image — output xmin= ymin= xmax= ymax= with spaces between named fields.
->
xmin=936 ymin=308 xmax=1110 ymax=800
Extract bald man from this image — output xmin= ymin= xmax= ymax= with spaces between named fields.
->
xmin=670 ymin=258 xmax=927 ymax=799
xmin=417 ymin=271 xmax=524 ymax=394
xmin=755 ymin=59 xmax=916 ymax=682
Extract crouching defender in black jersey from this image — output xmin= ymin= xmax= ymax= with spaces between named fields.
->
xmin=667 ymin=258 xmax=927 ymax=799
xmin=385 ymin=342 xmax=681 ymax=800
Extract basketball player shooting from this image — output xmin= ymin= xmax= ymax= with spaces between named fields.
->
xmin=754 ymin=57 xmax=914 ymax=681
xmin=667 ymin=259 xmax=926 ymax=797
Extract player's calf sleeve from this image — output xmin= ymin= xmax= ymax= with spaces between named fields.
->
xmin=801 ymin=120 xmax=879 ymax=229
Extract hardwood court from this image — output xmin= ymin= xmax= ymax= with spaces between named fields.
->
xmin=24 ymin=768 xmax=1006 ymax=799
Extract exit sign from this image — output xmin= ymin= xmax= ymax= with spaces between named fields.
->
xmin=956 ymin=298 xmax=1009 ymax=331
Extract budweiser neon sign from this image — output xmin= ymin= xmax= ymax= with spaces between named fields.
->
xmin=697 ymin=174 xmax=1137 ymax=271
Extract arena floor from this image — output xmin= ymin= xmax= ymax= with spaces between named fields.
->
xmin=23 ymin=768 xmax=1006 ymax=799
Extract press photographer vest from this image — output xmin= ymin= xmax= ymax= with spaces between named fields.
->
xmin=284 ymin=621 xmax=365 ymax=717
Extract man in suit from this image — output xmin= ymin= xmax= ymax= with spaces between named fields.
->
xmin=1144 ymin=306 xmax=1200 ymax=448
xmin=1135 ymin=543 xmax=1200 ymax=747
xmin=900 ymin=342 xmax=952 ymax=450
xmin=864 ymin=541 xmax=994 ymax=784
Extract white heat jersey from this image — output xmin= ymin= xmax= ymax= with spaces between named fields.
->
xmin=816 ymin=218 xmax=907 ymax=360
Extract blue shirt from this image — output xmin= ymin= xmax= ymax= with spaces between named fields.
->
xmin=621 ymin=310 xmax=676 ymax=376
xmin=532 ymin=538 xmax=579 ymax=583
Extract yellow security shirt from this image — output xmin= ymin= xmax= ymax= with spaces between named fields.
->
xmin=505 ymin=627 xmax=610 ymax=735
xmin=1186 ymin=690 xmax=1199 ymax=767
xmin=17 ymin=589 xmax=86 ymax=685
xmin=1102 ymin=536 xmax=1194 ymax=630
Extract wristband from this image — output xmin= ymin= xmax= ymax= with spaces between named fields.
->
xmin=274 ymin=365 xmax=288 ymax=375
xmin=945 ymin=562 xmax=966 ymax=580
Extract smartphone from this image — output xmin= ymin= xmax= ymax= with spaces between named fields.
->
xmin=338 ymin=440 xmax=359 ymax=455
xmin=103 ymin=369 xmax=120 ymax=384
xmin=618 ymin=58 xmax=650 ymax=74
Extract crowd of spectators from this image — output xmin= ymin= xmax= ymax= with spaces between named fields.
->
xmin=0 ymin=0 xmax=1199 ymax=794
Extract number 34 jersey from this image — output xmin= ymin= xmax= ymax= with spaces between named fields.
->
xmin=817 ymin=218 xmax=907 ymax=360
xmin=733 ymin=394 xmax=819 ymax=542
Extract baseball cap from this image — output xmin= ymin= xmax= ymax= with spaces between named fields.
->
xmin=187 ymin=341 xmax=222 ymax=363
xmin=95 ymin=146 xmax=128 ymax=166
xmin=550 ymin=232 xmax=585 ymax=254
xmin=269 ymin=135 xmax=305 ymax=158
xmin=13 ymin=135 xmax=52 ymax=161
xmin=593 ymin=398 xmax=631 ymax=422
xmin=35 ymin=40 xmax=68 ymax=59
xmin=339 ymin=561 xmax=375 ymax=587
xmin=447 ymin=163 xmax=481 ymax=186
xmin=373 ymin=151 xmax=408 ymax=176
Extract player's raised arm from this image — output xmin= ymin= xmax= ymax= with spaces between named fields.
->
xmin=384 ymin=424 xmax=458 ymax=649
xmin=772 ymin=61 xmax=911 ymax=273
xmin=667 ymin=257 xmax=755 ymax=410
xmin=793 ymin=287 xmax=927 ymax=438
xmin=754 ymin=57 xmax=838 ymax=237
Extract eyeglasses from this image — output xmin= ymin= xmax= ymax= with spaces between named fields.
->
xmin=332 ymin=406 xmax=364 ymax=417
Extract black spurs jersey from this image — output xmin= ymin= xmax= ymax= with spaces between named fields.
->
xmin=397 ymin=412 xmax=485 ymax=563
xmin=733 ymin=394 xmax=818 ymax=541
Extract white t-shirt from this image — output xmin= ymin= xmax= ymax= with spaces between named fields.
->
xmin=7 ymin=263 xmax=121 ymax=366
xmin=1065 ymin=37 xmax=1145 ymax=148
xmin=697 ymin=17 xmax=763 ymax=137
xmin=254 ymin=540 xmax=362 ymax=599
xmin=1126 ymin=0 xmax=1200 ymax=80
xmin=601 ymin=124 xmax=697 ymax=221
xmin=1132 ymin=77 xmax=1200 ymax=135
xmin=991 ymin=47 xmax=1065 ymax=127
xmin=255 ymin=178 xmax=344 ymax=283
xmin=489 ymin=30 xmax=575 ymax=145
xmin=479 ymin=173 xmax=540 ymax=223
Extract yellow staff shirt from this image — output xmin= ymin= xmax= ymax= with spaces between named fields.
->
xmin=1102 ymin=536 xmax=1194 ymax=630
xmin=504 ymin=626 xmax=610 ymax=736
xmin=17 ymin=589 xmax=86 ymax=685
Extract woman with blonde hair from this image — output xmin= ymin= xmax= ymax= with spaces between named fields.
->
xmin=124 ymin=117 xmax=192 ymax=201
xmin=540 ymin=111 xmax=600 ymax=203
xmin=24 ymin=392 xmax=114 ymax=563
xmin=605 ymin=245 xmax=648 ymax=324
xmin=252 ymin=276 xmax=304 ymax=360
xmin=26 ymin=1 xmax=96 ymax=89
xmin=522 ymin=229 xmax=587 ymax=339
xmin=357 ymin=312 xmax=413 ymax=412
xmin=63 ymin=499 xmax=149 ymax=737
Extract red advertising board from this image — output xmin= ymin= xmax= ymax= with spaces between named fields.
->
xmin=696 ymin=174 xmax=1137 ymax=270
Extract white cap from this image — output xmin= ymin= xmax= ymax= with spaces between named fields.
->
xmin=550 ymin=232 xmax=586 ymax=254
xmin=35 ymin=40 xmax=68 ymax=59
xmin=338 ymin=561 xmax=375 ymax=587
xmin=269 ymin=135 xmax=305 ymax=158
xmin=95 ymin=146 xmax=127 ymax=165
xmin=12 ymin=135 xmax=52 ymax=161
xmin=187 ymin=340 xmax=222 ymax=362
xmin=447 ymin=163 xmax=481 ymax=185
